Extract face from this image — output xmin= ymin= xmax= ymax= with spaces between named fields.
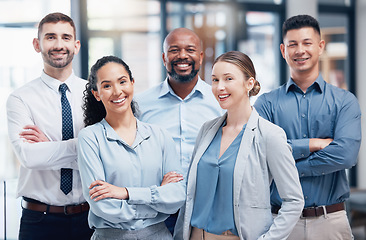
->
xmin=211 ymin=61 xmax=254 ymax=111
xmin=280 ymin=27 xmax=325 ymax=77
xmin=92 ymin=62 xmax=134 ymax=118
xmin=33 ymin=22 xmax=80 ymax=70
xmin=162 ymin=30 xmax=203 ymax=83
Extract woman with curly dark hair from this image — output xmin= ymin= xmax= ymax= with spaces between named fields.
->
xmin=77 ymin=56 xmax=185 ymax=240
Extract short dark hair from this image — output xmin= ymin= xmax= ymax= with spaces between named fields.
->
xmin=38 ymin=12 xmax=76 ymax=39
xmin=282 ymin=14 xmax=321 ymax=41
xmin=83 ymin=56 xmax=139 ymax=127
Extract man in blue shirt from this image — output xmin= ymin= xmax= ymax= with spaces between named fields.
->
xmin=135 ymin=28 xmax=223 ymax=234
xmin=254 ymin=14 xmax=361 ymax=240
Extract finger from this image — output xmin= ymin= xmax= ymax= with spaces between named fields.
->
xmin=89 ymin=180 xmax=104 ymax=189
xmin=20 ymin=135 xmax=39 ymax=142
xmin=23 ymin=125 xmax=40 ymax=133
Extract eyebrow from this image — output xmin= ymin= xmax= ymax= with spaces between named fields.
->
xmin=44 ymin=33 xmax=73 ymax=38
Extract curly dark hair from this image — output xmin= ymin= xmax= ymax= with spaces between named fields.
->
xmin=82 ymin=56 xmax=139 ymax=127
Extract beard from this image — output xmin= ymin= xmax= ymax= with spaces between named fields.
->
xmin=42 ymin=49 xmax=74 ymax=69
xmin=168 ymin=60 xmax=199 ymax=83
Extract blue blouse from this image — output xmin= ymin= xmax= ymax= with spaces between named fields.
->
xmin=190 ymin=122 xmax=246 ymax=236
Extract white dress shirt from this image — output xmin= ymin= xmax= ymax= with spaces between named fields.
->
xmin=7 ymin=71 xmax=86 ymax=206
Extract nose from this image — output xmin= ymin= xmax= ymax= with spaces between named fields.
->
xmin=53 ymin=38 xmax=64 ymax=50
xmin=295 ymin=44 xmax=305 ymax=55
xmin=178 ymin=49 xmax=188 ymax=59
xmin=113 ymin=84 xmax=122 ymax=96
xmin=217 ymin=79 xmax=225 ymax=90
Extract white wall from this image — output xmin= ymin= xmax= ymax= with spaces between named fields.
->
xmin=356 ymin=0 xmax=366 ymax=188
xmin=286 ymin=0 xmax=317 ymax=18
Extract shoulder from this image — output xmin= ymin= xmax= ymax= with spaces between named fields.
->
xmin=135 ymin=82 xmax=164 ymax=101
xmin=325 ymin=82 xmax=359 ymax=103
xmin=257 ymin=116 xmax=286 ymax=140
xmin=9 ymin=78 xmax=42 ymax=96
xmin=78 ymin=122 xmax=104 ymax=140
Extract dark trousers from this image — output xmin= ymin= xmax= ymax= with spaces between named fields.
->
xmin=165 ymin=211 xmax=179 ymax=235
xmin=18 ymin=208 xmax=93 ymax=240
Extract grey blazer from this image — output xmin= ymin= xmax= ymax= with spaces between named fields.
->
xmin=174 ymin=108 xmax=304 ymax=240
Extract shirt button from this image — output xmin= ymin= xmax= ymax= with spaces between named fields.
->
xmin=303 ymin=134 xmax=307 ymax=138
xmin=301 ymin=114 xmax=305 ymax=118
xmin=305 ymin=196 xmax=308 ymax=199
xmin=301 ymin=153 xmax=305 ymax=157
xmin=301 ymin=173 xmax=305 ymax=177
xmin=303 ymin=95 xmax=306 ymax=98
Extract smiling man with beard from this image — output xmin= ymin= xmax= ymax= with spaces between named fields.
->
xmin=6 ymin=13 xmax=93 ymax=240
xmin=135 ymin=28 xmax=224 ymax=235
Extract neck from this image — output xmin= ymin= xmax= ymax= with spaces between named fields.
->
xmin=291 ymin=69 xmax=319 ymax=93
xmin=105 ymin=109 xmax=136 ymax=130
xmin=226 ymin=100 xmax=252 ymax=128
xmin=44 ymin=64 xmax=73 ymax=82
xmin=168 ymin=76 xmax=198 ymax=100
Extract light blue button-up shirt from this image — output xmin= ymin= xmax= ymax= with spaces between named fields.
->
xmin=191 ymin=122 xmax=245 ymax=236
xmin=254 ymin=75 xmax=361 ymax=207
xmin=77 ymin=119 xmax=186 ymax=230
xmin=135 ymin=78 xmax=224 ymax=175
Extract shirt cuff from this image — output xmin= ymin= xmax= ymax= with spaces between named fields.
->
xmin=288 ymin=138 xmax=310 ymax=160
xmin=296 ymin=159 xmax=311 ymax=177
xmin=126 ymin=186 xmax=152 ymax=205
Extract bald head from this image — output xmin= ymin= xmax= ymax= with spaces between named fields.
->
xmin=163 ymin=28 xmax=202 ymax=53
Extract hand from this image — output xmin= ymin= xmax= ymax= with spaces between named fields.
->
xmin=309 ymin=138 xmax=333 ymax=152
xmin=89 ymin=180 xmax=129 ymax=201
xmin=19 ymin=125 xmax=49 ymax=143
xmin=161 ymin=171 xmax=184 ymax=186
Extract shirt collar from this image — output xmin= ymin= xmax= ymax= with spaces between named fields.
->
xmin=40 ymin=70 xmax=77 ymax=94
xmin=285 ymin=75 xmax=324 ymax=94
xmin=158 ymin=76 xmax=205 ymax=99
xmin=101 ymin=118 xmax=151 ymax=147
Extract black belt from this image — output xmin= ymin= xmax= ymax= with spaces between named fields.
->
xmin=22 ymin=197 xmax=89 ymax=215
xmin=271 ymin=202 xmax=345 ymax=218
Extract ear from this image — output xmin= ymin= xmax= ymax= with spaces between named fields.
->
xmin=33 ymin=38 xmax=41 ymax=53
xmin=280 ymin=43 xmax=286 ymax=59
xmin=318 ymin=39 xmax=325 ymax=56
xmin=74 ymin=40 xmax=81 ymax=55
xmin=162 ymin=52 xmax=167 ymax=67
xmin=199 ymin=50 xmax=204 ymax=66
xmin=92 ymin=90 xmax=101 ymax=101
xmin=247 ymin=77 xmax=255 ymax=91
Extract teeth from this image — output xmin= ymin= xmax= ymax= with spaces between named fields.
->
xmin=112 ymin=98 xmax=125 ymax=103
xmin=177 ymin=64 xmax=189 ymax=67
xmin=219 ymin=95 xmax=229 ymax=99
xmin=295 ymin=58 xmax=308 ymax=61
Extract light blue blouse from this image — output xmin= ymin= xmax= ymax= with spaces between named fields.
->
xmin=190 ymin=122 xmax=246 ymax=236
xmin=77 ymin=118 xmax=186 ymax=230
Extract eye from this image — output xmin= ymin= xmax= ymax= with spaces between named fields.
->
xmin=102 ymin=84 xmax=110 ymax=89
xmin=169 ymin=49 xmax=179 ymax=53
xmin=187 ymin=49 xmax=196 ymax=53
xmin=212 ymin=78 xmax=218 ymax=82
xmin=120 ymin=80 xmax=127 ymax=85
xmin=227 ymin=77 xmax=233 ymax=81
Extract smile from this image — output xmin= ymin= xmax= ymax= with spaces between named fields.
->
xmin=294 ymin=57 xmax=309 ymax=62
xmin=218 ymin=94 xmax=230 ymax=99
xmin=112 ymin=97 xmax=126 ymax=103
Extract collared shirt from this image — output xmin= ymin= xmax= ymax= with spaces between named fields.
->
xmin=77 ymin=119 xmax=186 ymax=230
xmin=6 ymin=71 xmax=86 ymax=205
xmin=254 ymin=75 xmax=361 ymax=207
xmin=191 ymin=122 xmax=245 ymax=236
xmin=135 ymin=78 xmax=224 ymax=175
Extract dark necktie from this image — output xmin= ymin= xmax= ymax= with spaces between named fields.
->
xmin=59 ymin=83 xmax=73 ymax=195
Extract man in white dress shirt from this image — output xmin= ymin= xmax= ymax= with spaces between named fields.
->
xmin=6 ymin=12 xmax=93 ymax=240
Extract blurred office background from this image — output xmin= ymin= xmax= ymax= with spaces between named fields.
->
xmin=0 ymin=0 xmax=365 ymax=239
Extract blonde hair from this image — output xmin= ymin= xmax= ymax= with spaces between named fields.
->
xmin=213 ymin=51 xmax=260 ymax=97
